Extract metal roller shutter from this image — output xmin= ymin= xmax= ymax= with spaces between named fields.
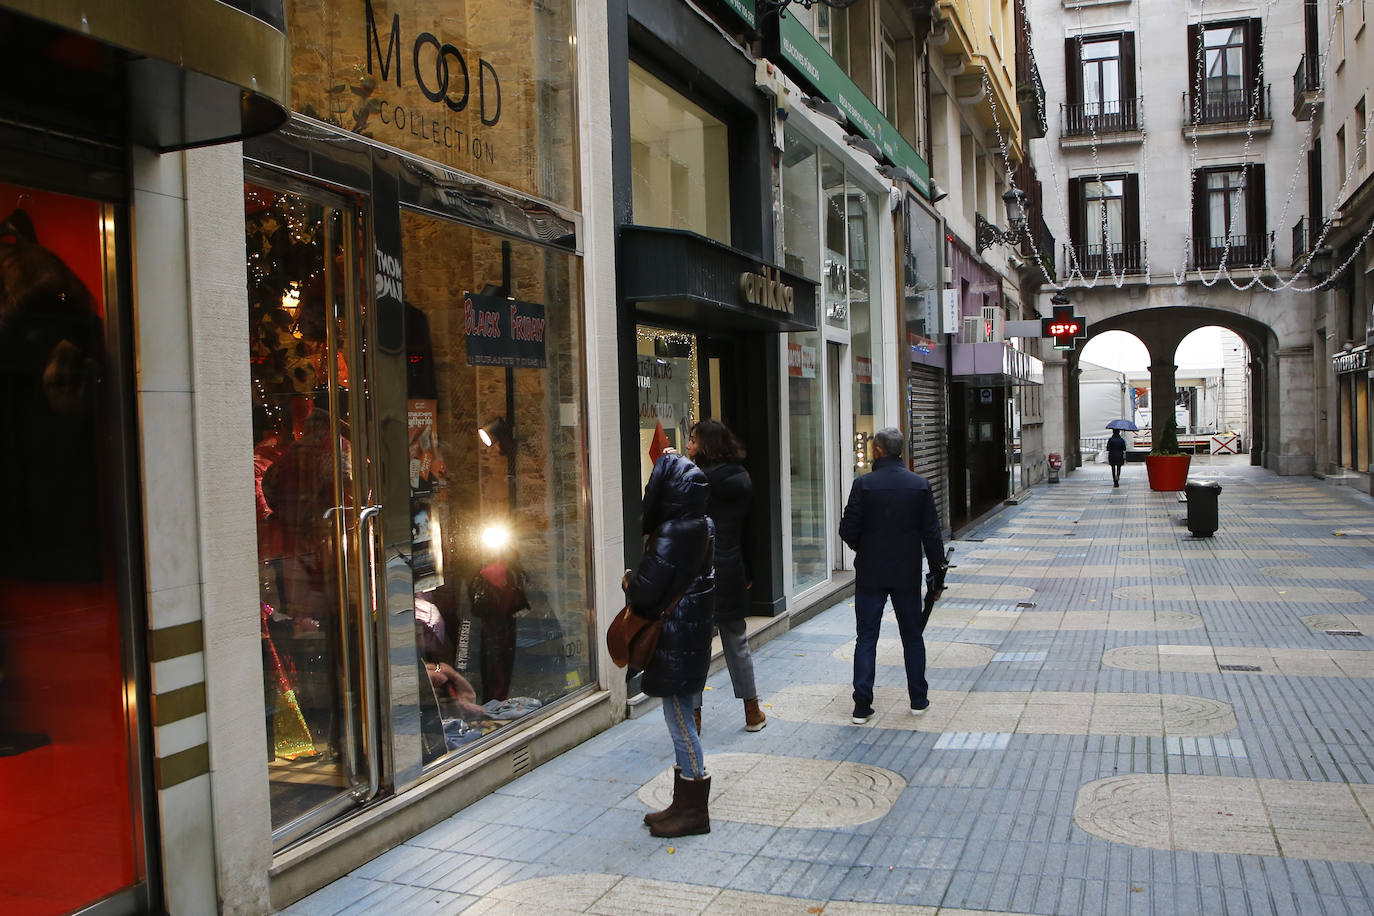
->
xmin=907 ymin=366 xmax=949 ymax=531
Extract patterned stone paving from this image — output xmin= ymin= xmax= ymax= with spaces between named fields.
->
xmin=927 ymin=608 xmax=1203 ymax=631
xmin=1074 ymin=775 xmax=1374 ymax=863
xmin=1111 ymin=583 xmax=1367 ymax=603
xmin=831 ymin=639 xmax=995 ymax=669
xmin=287 ymin=459 xmax=1374 ymax=916
xmin=766 ymin=685 xmax=1237 ymax=736
xmin=1103 ymin=644 xmax=1374 ymax=677
xmin=635 ymin=753 xmax=904 ymax=830
xmin=463 ymin=875 xmax=1030 ymax=915
xmin=1302 ymin=613 xmax=1374 ymax=634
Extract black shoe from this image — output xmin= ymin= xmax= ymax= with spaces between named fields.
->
xmin=910 ymin=699 xmax=931 ymax=716
xmin=851 ymin=705 xmax=874 ymax=724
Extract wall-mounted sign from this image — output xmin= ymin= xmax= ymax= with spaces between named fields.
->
xmin=1333 ymin=348 xmax=1370 ymax=374
xmin=941 ymin=289 xmax=960 ymax=334
xmin=287 ymin=0 xmax=577 ymax=207
xmin=739 ymin=266 xmax=796 ymax=314
xmin=463 ymin=292 xmax=547 ymax=368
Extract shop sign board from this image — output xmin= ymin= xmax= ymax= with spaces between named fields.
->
xmin=1333 ymin=348 xmax=1370 ymax=374
xmin=774 ymin=15 xmax=930 ymax=195
xmin=739 ymin=265 xmax=796 ymax=314
xmin=718 ymin=0 xmax=755 ymax=28
xmin=463 ymin=292 xmax=548 ymax=368
xmin=288 ymin=0 xmax=577 ymax=207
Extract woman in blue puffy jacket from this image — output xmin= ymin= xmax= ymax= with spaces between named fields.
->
xmin=623 ymin=451 xmax=715 ymax=837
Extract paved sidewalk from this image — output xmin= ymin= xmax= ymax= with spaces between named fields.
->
xmin=285 ymin=457 xmax=1374 ymax=915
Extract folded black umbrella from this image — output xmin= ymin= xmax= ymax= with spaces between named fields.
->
xmin=920 ymin=547 xmax=954 ymax=630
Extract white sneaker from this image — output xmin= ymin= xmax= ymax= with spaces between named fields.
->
xmin=910 ymin=701 xmax=931 ymax=716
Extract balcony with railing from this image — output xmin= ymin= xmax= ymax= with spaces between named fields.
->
xmin=1292 ymin=53 xmax=1322 ymax=121
xmin=1185 ymin=85 xmax=1272 ymax=128
xmin=1065 ymin=240 xmax=1147 ymax=277
xmin=1061 ymin=98 xmax=1143 ymax=139
xmin=1291 ymin=216 xmax=1329 ymax=269
xmin=1192 ymin=232 xmax=1274 ymax=270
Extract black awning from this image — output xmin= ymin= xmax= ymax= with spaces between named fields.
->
xmin=621 ymin=226 xmax=817 ymax=332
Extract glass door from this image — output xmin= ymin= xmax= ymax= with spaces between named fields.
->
xmin=245 ymin=177 xmax=380 ymax=846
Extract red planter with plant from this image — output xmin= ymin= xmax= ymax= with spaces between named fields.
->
xmin=1144 ymin=417 xmax=1191 ymax=491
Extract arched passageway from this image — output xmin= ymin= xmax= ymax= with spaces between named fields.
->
xmin=1061 ymin=305 xmax=1306 ymax=473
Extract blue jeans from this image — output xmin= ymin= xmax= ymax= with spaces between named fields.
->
xmin=662 ymin=694 xmax=706 ymax=779
xmin=852 ymin=585 xmax=927 ymax=711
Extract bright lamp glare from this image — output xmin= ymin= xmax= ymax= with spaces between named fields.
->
xmin=480 ymin=524 xmax=511 ymax=550
xmin=478 ymin=428 xmax=493 ymax=447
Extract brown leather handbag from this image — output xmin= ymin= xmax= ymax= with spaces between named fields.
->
xmin=607 ymin=536 xmax=712 ymax=671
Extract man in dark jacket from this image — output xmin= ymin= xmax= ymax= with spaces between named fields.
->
xmin=838 ymin=427 xmax=945 ymax=723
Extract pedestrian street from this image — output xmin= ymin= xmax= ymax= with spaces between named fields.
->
xmin=284 ymin=456 xmax=1374 ymax=915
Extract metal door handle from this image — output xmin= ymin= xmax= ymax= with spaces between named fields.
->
xmin=355 ymin=504 xmax=383 ymax=802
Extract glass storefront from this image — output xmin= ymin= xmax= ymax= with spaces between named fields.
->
xmin=781 ymin=131 xmax=827 ymax=591
xmin=0 ymin=183 xmax=146 ymax=914
xmin=246 ymin=169 xmax=591 ymax=842
xmin=781 ymin=126 xmax=883 ymax=592
xmin=629 ymin=63 xmax=731 ymax=245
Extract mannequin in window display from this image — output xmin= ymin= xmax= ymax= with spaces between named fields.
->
xmin=0 ymin=205 xmax=104 ymax=754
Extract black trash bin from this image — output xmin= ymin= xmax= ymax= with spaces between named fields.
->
xmin=1184 ymin=479 xmax=1223 ymax=537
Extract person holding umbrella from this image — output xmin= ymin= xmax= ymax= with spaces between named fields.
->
xmin=1105 ymin=419 xmax=1137 ymax=487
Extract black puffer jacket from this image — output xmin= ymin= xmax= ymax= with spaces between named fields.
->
xmin=701 ymin=461 xmax=752 ymax=621
xmin=626 ymin=453 xmax=715 ymax=697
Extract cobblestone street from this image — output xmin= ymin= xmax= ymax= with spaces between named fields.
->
xmin=285 ymin=458 xmax=1374 ymax=915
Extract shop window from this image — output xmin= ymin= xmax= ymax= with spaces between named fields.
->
xmin=0 ymin=183 xmax=143 ymax=912
xmin=635 ymin=326 xmax=699 ymax=489
xmin=398 ymin=212 xmax=592 ymax=767
xmin=247 ymin=181 xmax=593 ymax=834
xmin=629 ymin=63 xmax=731 ymax=245
xmin=903 ymin=197 xmax=941 ymax=340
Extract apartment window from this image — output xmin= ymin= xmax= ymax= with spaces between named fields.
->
xmin=1358 ymin=98 xmax=1368 ymax=171
xmin=1338 ymin=126 xmax=1348 ymax=180
xmin=810 ymin=6 xmax=849 ymax=74
xmin=1187 ymin=19 xmax=1265 ymax=122
xmin=1067 ymin=174 xmax=1142 ymax=273
xmin=1063 ymin=33 xmax=1137 ymax=135
xmin=1192 ymin=164 xmax=1267 ymax=268
xmin=880 ymin=26 xmax=899 ymax=125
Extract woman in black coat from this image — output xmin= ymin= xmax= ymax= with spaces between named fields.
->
xmin=624 ymin=451 xmax=715 ymax=837
xmin=687 ymin=420 xmax=766 ymax=733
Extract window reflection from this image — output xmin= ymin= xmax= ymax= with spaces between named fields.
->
xmin=399 ymin=211 xmax=591 ymax=763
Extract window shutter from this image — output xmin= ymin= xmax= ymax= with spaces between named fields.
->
xmin=1191 ymin=169 xmax=1208 ymax=261
xmin=1245 ymin=19 xmax=1264 ymax=115
xmin=1065 ymin=37 xmax=1083 ymax=106
xmin=1123 ymin=174 xmax=1141 ymax=244
xmin=1186 ymin=24 xmax=1202 ymax=117
xmin=1120 ymin=32 xmax=1137 ymax=126
xmin=1246 ymin=163 xmax=1267 ymax=243
xmin=1068 ymin=177 xmax=1084 ymax=248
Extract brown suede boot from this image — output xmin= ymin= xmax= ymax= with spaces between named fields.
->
xmin=693 ymin=707 xmax=701 ymax=737
xmin=644 ymin=767 xmax=682 ymax=826
xmin=649 ymin=773 xmax=711 ymax=838
xmin=744 ymin=698 xmax=767 ymax=732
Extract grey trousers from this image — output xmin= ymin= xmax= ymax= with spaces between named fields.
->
xmin=694 ymin=616 xmax=758 ymax=709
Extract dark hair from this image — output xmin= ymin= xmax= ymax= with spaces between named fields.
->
xmin=691 ymin=418 xmax=743 ymax=465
